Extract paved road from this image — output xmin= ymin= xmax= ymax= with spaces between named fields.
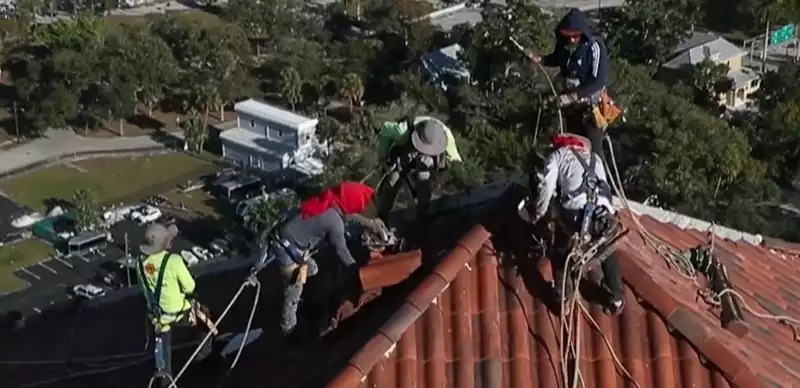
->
xmin=0 ymin=130 xmax=174 ymax=176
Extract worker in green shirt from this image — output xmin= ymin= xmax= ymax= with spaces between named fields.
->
xmin=136 ymin=222 xmax=217 ymax=384
xmin=376 ymin=116 xmax=462 ymax=227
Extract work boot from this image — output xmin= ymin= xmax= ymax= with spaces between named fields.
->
xmin=604 ymin=298 xmax=624 ymax=316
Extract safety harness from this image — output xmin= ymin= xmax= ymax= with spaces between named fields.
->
xmin=136 ymin=253 xmax=177 ymax=377
xmin=563 ymin=147 xmax=612 ymax=241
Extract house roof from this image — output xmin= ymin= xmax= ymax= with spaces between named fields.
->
xmin=220 ymin=127 xmax=294 ymax=157
xmin=328 ymin=186 xmax=800 ymax=388
xmin=4 ymin=181 xmax=800 ymax=388
xmin=663 ymin=32 xmax=746 ymax=70
xmin=420 ymin=44 xmax=470 ymax=79
xmin=234 ymin=99 xmax=318 ymax=131
xmin=729 ymin=68 xmax=760 ymax=88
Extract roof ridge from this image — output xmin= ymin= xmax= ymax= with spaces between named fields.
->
xmin=615 ymin=243 xmax=765 ymax=388
xmin=614 ymin=198 xmax=764 ymax=246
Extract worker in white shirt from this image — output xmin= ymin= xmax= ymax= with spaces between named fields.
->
xmin=520 ymin=133 xmax=624 ymax=315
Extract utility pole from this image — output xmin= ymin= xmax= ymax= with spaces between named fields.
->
xmin=124 ymin=233 xmax=131 ymax=287
xmin=13 ymin=101 xmax=19 ymax=143
xmin=762 ymin=20 xmax=770 ymax=73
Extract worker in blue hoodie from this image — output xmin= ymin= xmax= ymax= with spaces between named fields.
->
xmin=529 ymin=8 xmax=612 ymax=154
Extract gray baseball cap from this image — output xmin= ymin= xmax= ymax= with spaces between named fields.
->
xmin=139 ymin=223 xmax=178 ymax=255
xmin=410 ymin=119 xmax=448 ymax=156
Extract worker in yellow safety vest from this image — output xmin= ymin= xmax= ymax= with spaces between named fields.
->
xmin=136 ymin=222 xmax=217 ymax=383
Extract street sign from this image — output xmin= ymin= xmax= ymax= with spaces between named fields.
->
xmin=769 ymin=24 xmax=795 ymax=46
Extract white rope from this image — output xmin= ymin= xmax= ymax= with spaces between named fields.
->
xmin=532 ymin=60 xmax=565 ymax=135
xmin=166 ymin=281 xmax=251 ymax=388
xmin=603 ymin=134 xmax=800 ymax=348
xmin=228 ymin=280 xmax=261 ymax=370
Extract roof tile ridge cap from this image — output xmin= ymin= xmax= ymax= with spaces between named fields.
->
xmin=615 ymin=245 xmax=765 ymax=388
xmin=326 ymin=225 xmax=492 ymax=388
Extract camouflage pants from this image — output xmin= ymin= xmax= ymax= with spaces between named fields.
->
xmin=280 ymin=259 xmax=319 ymax=334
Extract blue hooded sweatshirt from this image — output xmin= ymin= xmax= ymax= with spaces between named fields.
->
xmin=541 ymin=8 xmax=608 ymax=99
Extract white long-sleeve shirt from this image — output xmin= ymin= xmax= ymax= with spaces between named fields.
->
xmin=533 ymin=147 xmax=615 ymax=223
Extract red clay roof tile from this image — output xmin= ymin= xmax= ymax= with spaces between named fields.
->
xmin=359 ymin=250 xmax=422 ymax=291
xmin=331 ymin=206 xmax=800 ymax=388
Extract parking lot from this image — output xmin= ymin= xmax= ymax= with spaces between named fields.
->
xmin=0 ymin=195 xmax=34 ymax=245
xmin=0 ymin=242 xmax=129 ymax=315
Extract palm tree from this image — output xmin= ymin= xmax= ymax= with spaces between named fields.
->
xmin=340 ymin=73 xmax=364 ymax=113
xmin=72 ymin=188 xmax=98 ymax=231
xmin=279 ymin=67 xmax=303 ymax=111
xmin=182 ymin=111 xmax=207 ymax=153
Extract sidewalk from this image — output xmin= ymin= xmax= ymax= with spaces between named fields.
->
xmin=0 ymin=130 xmax=171 ymax=175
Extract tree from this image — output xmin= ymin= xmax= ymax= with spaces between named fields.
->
xmin=182 ymin=112 xmax=207 ymax=153
xmin=279 ymin=67 xmax=303 ymax=111
xmin=316 ymin=116 xmax=343 ymax=142
xmin=458 ymin=0 xmax=553 ymax=93
xmin=340 ymin=72 xmax=364 ymax=112
xmin=244 ymin=195 xmax=298 ymax=242
xmin=152 ymin=16 xmax=252 ymax=124
xmin=607 ymin=59 xmax=777 ymax=233
xmin=106 ymin=26 xmax=179 ymax=117
xmin=744 ymin=63 xmax=800 ymax=186
xmin=225 ymin=0 xmax=305 ymax=54
xmin=72 ymin=188 xmax=98 ymax=231
xmin=36 ymin=13 xmax=105 ymax=51
xmin=602 ymin=0 xmax=701 ymax=65
xmin=688 ymin=59 xmax=733 ymax=108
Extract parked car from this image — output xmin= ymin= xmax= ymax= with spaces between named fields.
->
xmin=130 ymin=205 xmax=162 ymax=225
xmin=180 ymin=250 xmax=199 ymax=266
xmin=72 ymin=284 xmax=106 ymax=300
xmin=192 ymin=246 xmax=212 ymax=261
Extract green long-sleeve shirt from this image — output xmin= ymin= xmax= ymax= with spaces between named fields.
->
xmin=139 ymin=251 xmax=195 ymax=324
xmin=377 ymin=117 xmax=463 ymax=161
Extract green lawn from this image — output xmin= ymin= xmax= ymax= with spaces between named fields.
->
xmin=0 ymin=239 xmax=54 ymax=293
xmin=0 ymin=153 xmax=218 ymax=210
xmin=163 ymin=189 xmax=224 ymax=219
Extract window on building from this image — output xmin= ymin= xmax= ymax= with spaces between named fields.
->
xmin=250 ymin=120 xmax=255 ymax=128
xmin=750 ymin=79 xmax=760 ymax=88
xmin=278 ymin=129 xmax=284 ymax=137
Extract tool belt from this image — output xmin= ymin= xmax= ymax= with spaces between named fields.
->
xmin=589 ymin=91 xmax=623 ymax=130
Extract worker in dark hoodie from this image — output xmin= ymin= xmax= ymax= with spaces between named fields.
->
xmin=250 ymin=181 xmax=387 ymax=335
xmin=528 ymin=8 xmax=614 ymax=154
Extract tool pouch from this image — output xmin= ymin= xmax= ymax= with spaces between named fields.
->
xmin=281 ymin=262 xmax=309 ymax=285
xmin=596 ymin=91 xmax=623 ymax=129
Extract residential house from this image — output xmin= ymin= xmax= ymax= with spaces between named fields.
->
xmin=420 ymin=43 xmax=470 ymax=91
xmin=662 ymin=31 xmax=761 ymax=108
xmin=219 ymin=99 xmax=325 ymax=179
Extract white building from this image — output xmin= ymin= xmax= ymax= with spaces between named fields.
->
xmin=219 ymin=99 xmax=326 ymax=178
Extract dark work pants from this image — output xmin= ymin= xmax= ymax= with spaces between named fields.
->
xmin=376 ymin=170 xmax=433 ymax=225
xmin=155 ymin=305 xmax=214 ymax=380
xmin=551 ymin=209 xmax=623 ymax=301
xmin=563 ymin=105 xmax=606 ymax=162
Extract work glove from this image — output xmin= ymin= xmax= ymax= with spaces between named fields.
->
xmin=556 ymin=93 xmax=579 ymax=108
xmin=370 ymin=218 xmax=392 ymax=242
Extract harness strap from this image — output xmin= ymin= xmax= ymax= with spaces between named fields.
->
xmin=565 ymin=147 xmax=598 ymax=199
xmin=137 ymin=253 xmax=173 ymax=318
